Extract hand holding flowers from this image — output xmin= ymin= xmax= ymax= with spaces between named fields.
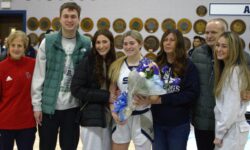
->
xmin=113 ymin=58 xmax=166 ymax=122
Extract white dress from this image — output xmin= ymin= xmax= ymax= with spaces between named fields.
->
xmin=214 ymin=66 xmax=250 ymax=150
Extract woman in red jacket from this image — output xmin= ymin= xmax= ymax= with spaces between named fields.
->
xmin=0 ymin=30 xmax=36 ymax=150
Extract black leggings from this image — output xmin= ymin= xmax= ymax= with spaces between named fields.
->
xmin=0 ymin=127 xmax=36 ymax=150
xmin=38 ymin=107 xmax=80 ymax=150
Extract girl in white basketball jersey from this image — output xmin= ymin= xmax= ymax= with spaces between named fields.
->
xmin=108 ymin=30 xmax=153 ymax=150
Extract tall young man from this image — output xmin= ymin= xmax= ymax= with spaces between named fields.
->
xmin=31 ymin=2 xmax=91 ymax=150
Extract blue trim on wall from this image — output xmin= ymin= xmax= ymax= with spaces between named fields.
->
xmin=0 ymin=10 xmax=26 ymax=32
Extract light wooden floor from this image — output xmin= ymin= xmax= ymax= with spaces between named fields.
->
xmin=13 ymin=125 xmax=250 ymax=150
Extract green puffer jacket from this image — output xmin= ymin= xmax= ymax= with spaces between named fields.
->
xmin=191 ymin=44 xmax=215 ymax=131
xmin=42 ymin=31 xmax=91 ymax=114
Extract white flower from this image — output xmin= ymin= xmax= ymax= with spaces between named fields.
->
xmin=139 ymin=72 xmax=146 ymax=78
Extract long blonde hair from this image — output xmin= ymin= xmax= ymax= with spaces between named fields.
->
xmin=108 ymin=56 xmax=127 ymax=83
xmin=214 ymin=32 xmax=250 ymax=97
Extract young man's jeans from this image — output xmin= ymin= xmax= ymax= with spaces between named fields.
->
xmin=0 ymin=127 xmax=36 ymax=150
xmin=153 ymin=122 xmax=190 ymax=150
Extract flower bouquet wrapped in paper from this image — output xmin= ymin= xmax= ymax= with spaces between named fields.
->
xmin=113 ymin=58 xmax=166 ymax=122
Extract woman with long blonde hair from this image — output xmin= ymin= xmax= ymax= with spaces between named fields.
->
xmin=213 ymin=32 xmax=250 ymax=150
xmin=109 ymin=30 xmax=153 ymax=150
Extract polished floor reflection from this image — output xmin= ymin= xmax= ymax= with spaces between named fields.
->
xmin=13 ymin=125 xmax=250 ymax=150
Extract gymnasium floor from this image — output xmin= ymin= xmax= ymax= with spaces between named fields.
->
xmin=13 ymin=125 xmax=250 ymax=150
xmin=14 ymin=106 xmax=250 ymax=150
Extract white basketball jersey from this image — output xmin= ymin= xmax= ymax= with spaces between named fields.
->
xmin=117 ymin=62 xmax=131 ymax=92
xmin=117 ymin=61 xmax=150 ymax=110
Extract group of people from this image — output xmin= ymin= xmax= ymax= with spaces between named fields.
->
xmin=0 ymin=2 xmax=250 ymax=150
xmin=191 ymin=18 xmax=250 ymax=150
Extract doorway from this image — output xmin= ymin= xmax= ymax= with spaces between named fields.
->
xmin=0 ymin=10 xmax=26 ymax=44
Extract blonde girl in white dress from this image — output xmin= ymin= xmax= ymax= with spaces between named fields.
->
xmin=213 ymin=32 xmax=250 ymax=150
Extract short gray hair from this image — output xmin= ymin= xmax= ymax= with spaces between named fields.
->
xmin=208 ymin=18 xmax=228 ymax=32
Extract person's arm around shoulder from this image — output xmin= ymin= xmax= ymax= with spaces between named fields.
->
xmin=31 ymin=39 xmax=47 ymax=126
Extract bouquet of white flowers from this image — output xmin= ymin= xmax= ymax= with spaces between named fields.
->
xmin=113 ymin=58 xmax=166 ymax=122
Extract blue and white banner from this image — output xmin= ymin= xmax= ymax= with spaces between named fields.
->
xmin=210 ymin=3 xmax=250 ymax=16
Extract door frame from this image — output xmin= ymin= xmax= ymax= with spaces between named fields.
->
xmin=0 ymin=10 xmax=26 ymax=32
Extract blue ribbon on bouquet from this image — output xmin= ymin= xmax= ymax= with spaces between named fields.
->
xmin=113 ymin=91 xmax=128 ymax=122
xmin=113 ymin=58 xmax=164 ymax=122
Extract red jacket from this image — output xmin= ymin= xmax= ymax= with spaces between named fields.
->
xmin=0 ymin=56 xmax=36 ymax=129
